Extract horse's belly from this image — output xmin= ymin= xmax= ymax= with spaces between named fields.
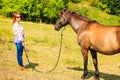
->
xmin=98 ymin=49 xmax=120 ymax=55
xmin=91 ymin=44 xmax=120 ymax=55
xmin=90 ymin=29 xmax=120 ymax=55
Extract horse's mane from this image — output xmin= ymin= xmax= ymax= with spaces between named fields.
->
xmin=64 ymin=9 xmax=96 ymax=22
xmin=72 ymin=11 xmax=90 ymax=20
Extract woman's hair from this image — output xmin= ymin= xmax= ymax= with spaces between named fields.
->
xmin=13 ymin=13 xmax=20 ymax=24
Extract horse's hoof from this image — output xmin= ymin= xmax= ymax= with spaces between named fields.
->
xmin=81 ymin=75 xmax=85 ymax=79
xmin=81 ymin=74 xmax=88 ymax=79
xmin=94 ymin=76 xmax=100 ymax=80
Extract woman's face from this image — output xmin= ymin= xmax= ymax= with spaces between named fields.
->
xmin=16 ymin=14 xmax=21 ymax=22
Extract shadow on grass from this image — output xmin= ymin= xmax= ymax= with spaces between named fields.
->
xmin=67 ymin=67 xmax=120 ymax=80
xmin=25 ymin=62 xmax=43 ymax=73
xmin=25 ymin=62 xmax=39 ymax=69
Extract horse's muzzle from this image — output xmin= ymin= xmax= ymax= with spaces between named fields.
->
xmin=54 ymin=26 xmax=60 ymax=31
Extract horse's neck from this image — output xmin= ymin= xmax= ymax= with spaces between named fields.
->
xmin=69 ymin=17 xmax=89 ymax=33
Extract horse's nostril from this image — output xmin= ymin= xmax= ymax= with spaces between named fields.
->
xmin=54 ymin=26 xmax=59 ymax=31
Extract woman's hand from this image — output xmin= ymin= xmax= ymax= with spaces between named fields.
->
xmin=22 ymin=42 xmax=25 ymax=48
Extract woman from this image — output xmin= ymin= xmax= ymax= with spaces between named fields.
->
xmin=13 ymin=13 xmax=25 ymax=70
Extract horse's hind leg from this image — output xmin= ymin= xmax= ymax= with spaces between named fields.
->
xmin=90 ymin=50 xmax=99 ymax=79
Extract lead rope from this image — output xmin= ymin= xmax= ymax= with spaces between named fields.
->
xmin=46 ymin=27 xmax=65 ymax=73
xmin=24 ymin=27 xmax=65 ymax=73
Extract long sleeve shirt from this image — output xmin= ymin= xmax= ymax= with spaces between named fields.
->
xmin=13 ymin=22 xmax=25 ymax=43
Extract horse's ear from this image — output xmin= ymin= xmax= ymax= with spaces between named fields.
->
xmin=60 ymin=9 xmax=67 ymax=16
xmin=60 ymin=10 xmax=64 ymax=16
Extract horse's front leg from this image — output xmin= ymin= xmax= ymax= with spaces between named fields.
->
xmin=81 ymin=47 xmax=88 ymax=79
xmin=90 ymin=49 xmax=99 ymax=79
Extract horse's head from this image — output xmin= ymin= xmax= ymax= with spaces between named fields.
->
xmin=54 ymin=9 xmax=69 ymax=31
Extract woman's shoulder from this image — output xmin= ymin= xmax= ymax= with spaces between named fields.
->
xmin=13 ymin=22 xmax=18 ymax=27
xmin=13 ymin=22 xmax=22 ymax=27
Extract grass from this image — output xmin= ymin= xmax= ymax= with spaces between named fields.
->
xmin=0 ymin=12 xmax=120 ymax=80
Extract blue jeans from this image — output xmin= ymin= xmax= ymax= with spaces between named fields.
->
xmin=15 ymin=43 xmax=24 ymax=66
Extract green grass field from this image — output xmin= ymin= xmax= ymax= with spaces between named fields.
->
xmin=0 ymin=15 xmax=120 ymax=80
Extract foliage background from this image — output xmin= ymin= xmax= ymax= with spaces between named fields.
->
xmin=0 ymin=0 xmax=120 ymax=80
xmin=0 ymin=0 xmax=120 ymax=23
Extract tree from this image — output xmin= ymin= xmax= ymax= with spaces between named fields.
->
xmin=0 ymin=0 xmax=88 ymax=23
xmin=43 ymin=0 xmax=65 ymax=23
xmin=100 ymin=0 xmax=120 ymax=15
xmin=0 ymin=0 xmax=2 ymax=9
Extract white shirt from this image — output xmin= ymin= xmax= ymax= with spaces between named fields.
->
xmin=13 ymin=22 xmax=25 ymax=42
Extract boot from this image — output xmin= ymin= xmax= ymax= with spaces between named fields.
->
xmin=18 ymin=65 xmax=26 ymax=70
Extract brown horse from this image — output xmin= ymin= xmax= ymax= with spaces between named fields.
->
xmin=54 ymin=9 xmax=120 ymax=80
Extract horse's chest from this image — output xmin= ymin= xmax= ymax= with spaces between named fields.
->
xmin=77 ymin=32 xmax=91 ymax=47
